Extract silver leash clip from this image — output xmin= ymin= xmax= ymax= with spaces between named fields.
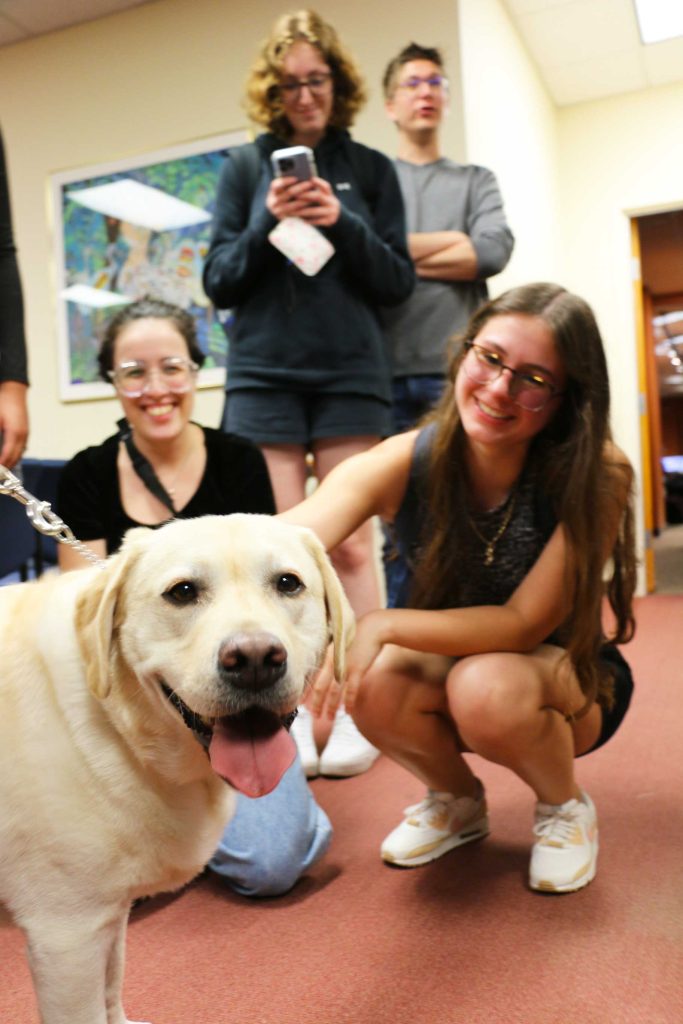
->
xmin=0 ymin=464 xmax=106 ymax=568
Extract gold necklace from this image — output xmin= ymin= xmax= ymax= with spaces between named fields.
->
xmin=468 ymin=490 xmax=517 ymax=567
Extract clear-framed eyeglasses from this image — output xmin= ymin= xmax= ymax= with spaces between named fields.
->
xmin=396 ymin=73 xmax=448 ymax=92
xmin=462 ymin=341 xmax=563 ymax=412
xmin=108 ymin=356 xmax=199 ymax=398
xmin=279 ymin=71 xmax=333 ymax=100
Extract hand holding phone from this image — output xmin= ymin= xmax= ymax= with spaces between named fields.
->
xmin=267 ymin=145 xmax=340 ymax=227
xmin=270 ymin=145 xmax=317 ymax=181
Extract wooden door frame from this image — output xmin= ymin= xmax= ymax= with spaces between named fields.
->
xmin=630 ymin=218 xmax=655 ymax=592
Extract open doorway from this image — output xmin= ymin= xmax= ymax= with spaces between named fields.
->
xmin=634 ymin=209 xmax=683 ymax=594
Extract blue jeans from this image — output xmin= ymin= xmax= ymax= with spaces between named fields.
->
xmin=208 ymin=755 xmax=332 ymax=897
xmin=384 ymin=375 xmax=445 ymax=607
xmin=391 ymin=374 xmax=446 ymax=434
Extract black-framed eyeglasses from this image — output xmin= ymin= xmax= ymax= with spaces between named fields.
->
xmin=279 ymin=72 xmax=333 ymax=99
xmin=396 ymin=73 xmax=448 ymax=92
xmin=462 ymin=341 xmax=563 ymax=412
xmin=108 ymin=356 xmax=199 ymax=398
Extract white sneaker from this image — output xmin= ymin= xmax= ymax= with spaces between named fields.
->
xmin=381 ymin=783 xmax=489 ymax=867
xmin=290 ymin=706 xmax=319 ymax=778
xmin=319 ymin=709 xmax=380 ymax=777
xmin=529 ymin=790 xmax=598 ymax=893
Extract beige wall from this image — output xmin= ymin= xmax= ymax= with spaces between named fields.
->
xmin=0 ymin=0 xmax=464 ymax=458
xmin=457 ymin=0 xmax=683 ymax=590
xmin=5 ymin=0 xmax=682 ymax=588
xmin=557 ymin=81 xmax=683 ymax=466
xmin=457 ymin=0 xmax=561 ymax=292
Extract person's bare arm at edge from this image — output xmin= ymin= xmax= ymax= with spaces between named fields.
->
xmin=279 ymin=431 xmax=416 ymax=716
xmin=336 ymin=442 xmax=634 ymax=714
xmin=279 ymin=430 xmax=417 ymax=552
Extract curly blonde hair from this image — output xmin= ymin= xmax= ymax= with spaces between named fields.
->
xmin=244 ymin=9 xmax=367 ymax=139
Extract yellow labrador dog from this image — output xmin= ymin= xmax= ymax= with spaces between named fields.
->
xmin=0 ymin=514 xmax=353 ymax=1024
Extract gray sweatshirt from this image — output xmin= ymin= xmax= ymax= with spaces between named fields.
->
xmin=382 ymin=158 xmax=514 ymax=378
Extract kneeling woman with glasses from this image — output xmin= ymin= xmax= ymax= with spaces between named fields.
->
xmin=282 ymin=282 xmax=637 ymax=893
xmin=57 ymin=296 xmax=274 ymax=567
xmin=57 ymin=295 xmax=332 ymax=898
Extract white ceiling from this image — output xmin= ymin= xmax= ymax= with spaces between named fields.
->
xmin=1 ymin=0 xmax=683 ymax=107
xmin=500 ymin=0 xmax=683 ymax=105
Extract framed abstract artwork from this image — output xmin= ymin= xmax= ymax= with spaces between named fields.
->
xmin=51 ymin=129 xmax=246 ymax=400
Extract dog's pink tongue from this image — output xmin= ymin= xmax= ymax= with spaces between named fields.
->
xmin=209 ymin=708 xmax=296 ymax=798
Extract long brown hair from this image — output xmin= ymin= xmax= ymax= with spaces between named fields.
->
xmin=244 ymin=9 xmax=367 ymax=139
xmin=411 ymin=282 xmax=637 ymax=706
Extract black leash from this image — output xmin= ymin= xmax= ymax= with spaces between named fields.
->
xmin=117 ymin=418 xmax=176 ymax=514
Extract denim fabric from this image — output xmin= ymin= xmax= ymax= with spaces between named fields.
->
xmin=383 ymin=534 xmax=414 ymax=610
xmin=384 ymin=376 xmax=445 ymax=607
xmin=391 ymin=374 xmax=445 ymax=434
xmin=207 ymin=754 xmax=332 ymax=897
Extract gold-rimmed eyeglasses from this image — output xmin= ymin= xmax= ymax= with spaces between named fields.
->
xmin=108 ymin=357 xmax=199 ymax=398
xmin=278 ymin=72 xmax=333 ymax=100
xmin=462 ymin=341 xmax=563 ymax=412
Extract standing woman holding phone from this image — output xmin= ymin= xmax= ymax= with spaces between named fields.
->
xmin=203 ymin=9 xmax=414 ymax=777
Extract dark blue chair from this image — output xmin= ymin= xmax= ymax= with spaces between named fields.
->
xmin=0 ymin=482 xmax=35 ymax=582
xmin=19 ymin=458 xmax=67 ymax=574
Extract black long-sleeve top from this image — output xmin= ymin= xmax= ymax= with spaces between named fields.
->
xmin=202 ymin=129 xmax=415 ymax=402
xmin=0 ymin=129 xmax=28 ymax=385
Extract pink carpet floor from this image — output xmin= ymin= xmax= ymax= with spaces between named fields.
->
xmin=1 ymin=594 xmax=681 ymax=1023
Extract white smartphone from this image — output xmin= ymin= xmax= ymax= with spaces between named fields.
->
xmin=271 ymin=145 xmax=317 ymax=181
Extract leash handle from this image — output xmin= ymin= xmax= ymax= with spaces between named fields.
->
xmin=0 ymin=465 xmax=106 ymax=569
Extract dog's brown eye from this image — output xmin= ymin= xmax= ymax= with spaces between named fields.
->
xmin=163 ymin=581 xmax=199 ymax=605
xmin=276 ymin=573 xmax=304 ymax=595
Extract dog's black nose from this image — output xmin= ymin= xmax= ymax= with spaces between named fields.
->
xmin=218 ymin=632 xmax=287 ymax=691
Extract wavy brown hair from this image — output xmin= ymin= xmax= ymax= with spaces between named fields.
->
xmin=244 ymin=9 xmax=367 ymax=139
xmin=411 ymin=282 xmax=637 ymax=707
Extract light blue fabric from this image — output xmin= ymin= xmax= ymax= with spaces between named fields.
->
xmin=208 ymin=754 xmax=332 ymax=897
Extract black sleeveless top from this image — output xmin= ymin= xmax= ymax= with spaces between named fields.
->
xmin=389 ymin=425 xmax=634 ymax=725
xmin=390 ymin=424 xmax=557 ymax=611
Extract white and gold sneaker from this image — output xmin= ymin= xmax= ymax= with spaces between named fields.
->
xmin=529 ymin=790 xmax=598 ymax=893
xmin=381 ymin=783 xmax=489 ymax=867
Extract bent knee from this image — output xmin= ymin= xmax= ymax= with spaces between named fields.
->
xmin=354 ymin=649 xmax=449 ymax=745
xmin=447 ymin=653 xmax=540 ymax=742
xmin=209 ymin=815 xmax=332 ymax=897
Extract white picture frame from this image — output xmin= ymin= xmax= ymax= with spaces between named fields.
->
xmin=50 ymin=129 xmax=247 ymax=401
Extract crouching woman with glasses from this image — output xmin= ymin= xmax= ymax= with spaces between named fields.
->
xmin=282 ymin=282 xmax=637 ymax=894
xmin=56 ymin=295 xmax=333 ymax=898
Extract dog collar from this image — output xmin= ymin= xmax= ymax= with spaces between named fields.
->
xmin=160 ymin=682 xmax=213 ymax=749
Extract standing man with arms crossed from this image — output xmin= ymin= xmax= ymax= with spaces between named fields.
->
xmin=381 ymin=43 xmax=514 ymax=433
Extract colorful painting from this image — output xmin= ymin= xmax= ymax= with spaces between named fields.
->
xmin=51 ymin=130 xmax=246 ymax=400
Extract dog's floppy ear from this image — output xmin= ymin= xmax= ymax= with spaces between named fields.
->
xmin=299 ymin=527 xmax=355 ymax=680
xmin=74 ymin=527 xmax=151 ymax=700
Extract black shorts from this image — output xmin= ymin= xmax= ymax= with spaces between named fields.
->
xmin=222 ymin=388 xmax=392 ymax=446
xmin=579 ymin=645 xmax=634 ymax=756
